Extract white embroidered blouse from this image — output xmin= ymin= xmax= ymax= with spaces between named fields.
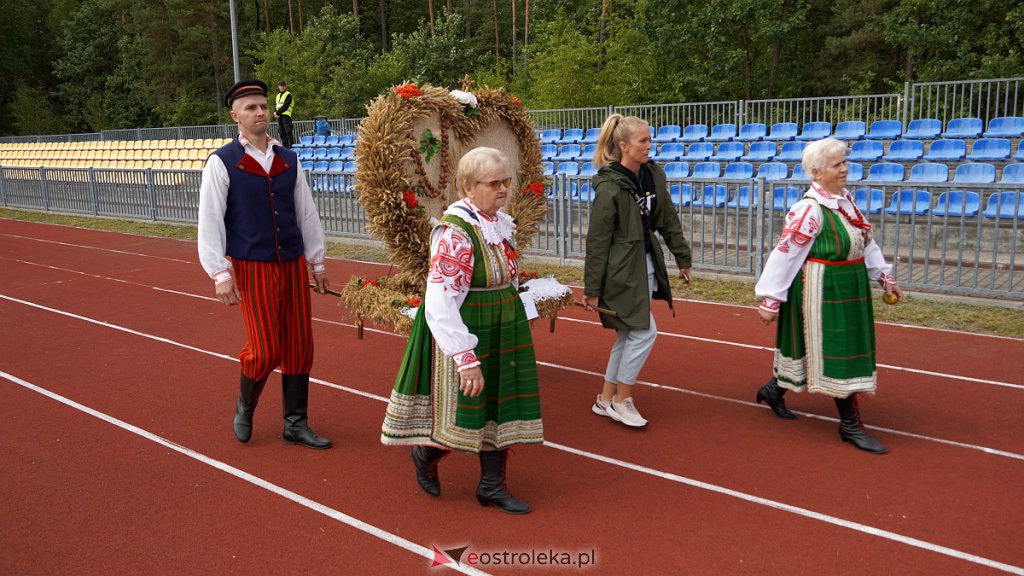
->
xmin=754 ymin=183 xmax=896 ymax=313
xmin=424 ymin=199 xmax=518 ymax=372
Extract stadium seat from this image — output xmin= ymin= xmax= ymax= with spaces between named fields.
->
xmin=834 ymin=121 xmax=866 ymax=140
xmin=581 ymin=128 xmax=601 ymax=144
xmin=966 ymin=138 xmax=1011 ymax=162
xmin=787 ymin=165 xmax=808 ymax=180
xmin=757 ymin=162 xmax=789 ymax=181
xmin=953 ymin=163 xmax=996 ymax=183
xmin=540 ymin=129 xmax=561 ymax=143
xmin=941 ymin=117 xmax=983 ymax=139
xmin=681 ymin=143 xmax=714 ymax=161
xmin=933 ymin=190 xmax=981 ymax=218
xmin=924 ymin=139 xmax=967 ymax=162
xmin=907 ymin=163 xmax=949 ymax=183
xmin=706 ymin=123 xmax=738 ymax=142
xmin=299 ymin=135 xmax=314 ymax=147
xmin=648 ymin=146 xmax=657 ymax=159
xmin=726 ymin=185 xmax=758 ymax=209
xmin=312 ymin=135 xmax=327 ymax=147
xmin=553 ymin=144 xmax=582 ymax=162
xmin=540 ymin=145 xmax=558 ymax=160
xmin=576 ymin=144 xmax=597 ymax=161
xmin=723 ymin=162 xmax=754 ymax=179
xmin=652 ymin=125 xmax=682 ymax=143
xmin=556 ymin=129 xmax=583 ymax=144
xmin=313 ymin=148 xmax=328 ymax=159
xmin=338 ymin=134 xmax=356 ymax=147
xmin=736 ymin=123 xmax=767 ymax=141
xmin=882 ymin=140 xmax=924 ymax=162
xmin=772 ymin=187 xmax=803 ymax=210
xmin=580 ymin=162 xmax=598 ymax=177
xmin=699 ymin=184 xmax=730 ymax=207
xmin=853 ymin=188 xmax=885 ymax=214
xmin=692 ymin=162 xmax=722 ymax=179
xmin=556 ymin=162 xmax=579 ymax=176
xmin=848 ymin=140 xmax=884 ymax=162
xmin=774 ymin=141 xmax=806 ymax=162
xmin=765 ymin=122 xmax=798 ymax=141
xmin=1015 ymin=142 xmax=1024 ymax=161
xmin=796 ymin=122 xmax=831 ymax=141
xmin=670 ymin=184 xmax=698 ymax=206
xmin=982 ymin=191 xmax=1024 ymax=219
xmin=342 ymin=161 xmax=358 ymax=174
xmin=847 ymin=162 xmax=864 ymax=182
xmin=903 ymin=118 xmax=942 ymax=140
xmin=313 ymin=160 xmax=329 ymax=171
xmin=542 ymin=162 xmax=554 ymax=176
xmin=867 ymin=120 xmax=902 ymax=140
xmin=867 ymin=163 xmax=904 ymax=182
xmin=325 ymin=147 xmax=342 ymax=160
xmin=664 ymin=162 xmax=690 ymax=179
xmin=327 ymin=161 xmax=344 ymax=173
xmin=1000 ymin=163 xmax=1024 ymax=184
xmin=741 ymin=142 xmax=776 ymax=161
xmin=679 ymin=125 xmax=709 ymax=142
xmin=982 ymin=116 xmax=1024 ymax=138
xmin=325 ymin=135 xmax=341 ymax=147
xmin=653 ymin=143 xmax=685 ymax=162
xmin=709 ymin=142 xmax=744 ymax=162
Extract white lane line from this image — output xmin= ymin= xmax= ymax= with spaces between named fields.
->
xmin=0 ymin=370 xmax=489 ymax=576
xmin=2 ymin=297 xmax=1023 ymax=574
xmin=544 ymin=440 xmax=1024 ymax=575
xmin=0 ymin=233 xmax=193 ymax=264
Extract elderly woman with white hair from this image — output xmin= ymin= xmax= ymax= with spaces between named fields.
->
xmin=754 ymin=137 xmax=904 ymax=454
xmin=381 ymin=147 xmax=543 ymax=514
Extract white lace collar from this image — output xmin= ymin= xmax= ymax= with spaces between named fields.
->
xmin=444 ymin=199 xmax=516 ymax=246
xmin=807 ymin=182 xmax=849 ymax=210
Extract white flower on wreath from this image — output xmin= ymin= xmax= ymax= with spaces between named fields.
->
xmin=449 ymin=89 xmax=478 ymax=108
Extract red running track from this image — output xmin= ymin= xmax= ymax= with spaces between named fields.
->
xmin=1 ymin=218 xmax=1022 ymax=575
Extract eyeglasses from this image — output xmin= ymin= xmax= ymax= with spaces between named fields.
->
xmin=476 ymin=177 xmax=512 ymax=191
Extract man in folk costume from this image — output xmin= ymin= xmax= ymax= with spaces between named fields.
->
xmin=754 ymin=137 xmax=904 ymax=454
xmin=198 ymin=79 xmax=332 ymax=449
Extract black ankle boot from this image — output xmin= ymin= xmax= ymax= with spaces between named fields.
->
xmin=834 ymin=394 xmax=887 ymax=454
xmin=281 ymin=374 xmax=332 ymax=449
xmin=756 ymin=377 xmax=797 ymax=419
xmin=412 ymin=445 xmax=448 ymax=497
xmin=234 ymin=373 xmax=267 ymax=443
xmin=476 ymin=450 xmax=530 ymax=515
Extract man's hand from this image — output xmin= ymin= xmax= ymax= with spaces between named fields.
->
xmin=216 ymin=279 xmax=242 ymax=306
xmin=583 ymin=295 xmax=600 ymax=311
xmin=312 ymin=273 xmax=330 ymax=294
xmin=679 ymin=268 xmax=692 ymax=285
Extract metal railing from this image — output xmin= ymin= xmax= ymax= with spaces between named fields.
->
xmin=613 ymin=102 xmax=739 ymax=129
xmin=743 ymin=94 xmax=902 ymax=128
xmin=906 ymin=77 xmax=1024 ymax=126
xmin=527 ymin=107 xmax=613 ymax=131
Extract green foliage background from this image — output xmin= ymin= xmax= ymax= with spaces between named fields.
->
xmin=2 ymin=0 xmax=1023 ymax=136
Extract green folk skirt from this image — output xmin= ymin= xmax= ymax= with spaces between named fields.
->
xmin=380 ymin=285 xmax=543 ymax=452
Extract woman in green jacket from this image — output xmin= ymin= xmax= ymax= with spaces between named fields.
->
xmin=583 ymin=114 xmax=693 ymax=427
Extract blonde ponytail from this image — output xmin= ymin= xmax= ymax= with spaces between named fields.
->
xmin=592 ymin=114 xmax=648 ymax=168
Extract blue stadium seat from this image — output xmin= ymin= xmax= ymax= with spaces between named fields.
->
xmin=298 ymin=148 xmax=314 ymax=160
xmin=741 ymin=142 xmax=776 ymax=161
xmin=576 ymin=143 xmax=597 ymax=161
xmin=723 ymin=162 xmax=754 ymax=179
xmin=299 ymin=135 xmax=314 ymax=147
xmin=924 ymin=139 xmax=967 ymax=162
xmin=540 ymin=129 xmax=561 ymax=143
xmin=581 ymin=128 xmax=601 ymax=144
xmin=867 ymin=163 xmax=904 ymax=182
xmin=867 ymin=120 xmax=902 ymax=140
xmin=1015 ymin=142 xmax=1024 ymax=161
xmin=325 ymin=147 xmax=342 ymax=160
xmin=787 ymin=165 xmax=808 ymax=180
xmin=941 ymin=117 xmax=983 ymax=139
xmin=648 ymin=146 xmax=657 ymax=159
xmin=736 ymin=123 xmax=767 ymax=141
xmin=692 ymin=162 xmax=722 ymax=179
xmin=982 ymin=191 xmax=1024 ymax=219
xmin=652 ymin=125 xmax=682 ymax=143
xmin=540 ymin=144 xmax=558 ymax=160
xmin=327 ymin=160 xmax=344 ymax=173
xmin=553 ymin=144 xmax=582 ymax=162
xmin=772 ymin=187 xmax=803 ymax=210
xmin=834 ymin=121 xmax=866 ymax=140
xmin=556 ymin=128 xmax=583 ymax=144
xmin=679 ymin=125 xmax=709 ymax=142
xmin=774 ymin=141 xmax=806 ymax=162
xmin=982 ymin=116 xmax=1024 ymax=138
xmin=757 ymin=162 xmax=789 ymax=181
xmin=325 ymin=135 xmax=341 ymax=147
xmin=699 ymin=184 xmax=730 ymax=207
xmin=966 ymin=138 xmax=1011 ymax=162
xmin=953 ymin=163 xmax=996 ymax=183
xmin=882 ymin=140 xmax=924 ymax=162
xmin=312 ymin=135 xmax=327 ymax=147
xmin=653 ymin=143 xmax=685 ymax=162
xmin=726 ymin=185 xmax=758 ymax=209
xmin=579 ymin=162 xmax=597 ymax=177
xmin=313 ymin=148 xmax=328 ymax=159
xmin=847 ymin=162 xmax=864 ymax=182
xmin=907 ymin=163 xmax=949 ymax=183
xmin=885 ymin=189 xmax=932 ymax=216
xmin=1000 ymin=163 xmax=1024 ymax=184
xmin=339 ymin=147 xmax=355 ymax=160
xmin=796 ymin=121 xmax=831 ymax=141
xmin=664 ymin=162 xmax=690 ymax=179
xmin=904 ymin=118 xmax=942 ymax=140
xmin=681 ymin=143 xmax=714 ymax=161
xmin=709 ymin=142 xmax=744 ymax=162
xmin=338 ymin=134 xmax=355 ymax=146
xmin=853 ymin=188 xmax=885 ymax=214
xmin=670 ymin=184 xmax=698 ymax=206
xmin=848 ymin=140 xmax=884 ymax=162
xmin=312 ymin=160 xmax=329 ymax=171
xmin=706 ymin=123 xmax=738 ymax=142
xmin=556 ymin=162 xmax=579 ymax=176
xmin=765 ymin=122 xmax=798 ymax=141
xmin=542 ymin=162 xmax=554 ymax=176
xmin=933 ymin=190 xmax=981 ymax=218
xmin=342 ymin=161 xmax=358 ymax=174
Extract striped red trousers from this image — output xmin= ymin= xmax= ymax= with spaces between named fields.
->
xmin=232 ymin=257 xmax=314 ymax=382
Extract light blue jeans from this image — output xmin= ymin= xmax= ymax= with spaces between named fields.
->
xmin=604 ymin=254 xmax=658 ymax=386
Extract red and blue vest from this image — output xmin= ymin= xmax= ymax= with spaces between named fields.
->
xmin=213 ymin=140 xmax=304 ymax=262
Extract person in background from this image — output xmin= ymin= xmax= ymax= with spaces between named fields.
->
xmin=275 ymin=81 xmax=294 ymax=148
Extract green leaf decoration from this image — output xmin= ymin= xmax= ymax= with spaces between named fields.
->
xmin=418 ymin=129 xmax=441 ymax=164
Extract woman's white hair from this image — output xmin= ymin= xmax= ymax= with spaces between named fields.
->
xmin=456 ymin=147 xmax=509 ymax=198
xmin=801 ymin=137 xmax=848 ymax=179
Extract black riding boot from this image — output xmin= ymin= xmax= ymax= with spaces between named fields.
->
xmin=233 ymin=373 xmax=267 ymax=443
xmin=476 ymin=450 xmax=530 ymax=515
xmin=281 ymin=374 xmax=332 ymax=449
xmin=411 ymin=446 xmax=449 ymax=497
xmin=834 ymin=394 xmax=887 ymax=454
xmin=756 ymin=377 xmax=797 ymax=419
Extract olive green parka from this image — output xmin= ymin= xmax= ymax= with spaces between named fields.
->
xmin=583 ymin=161 xmax=692 ymax=331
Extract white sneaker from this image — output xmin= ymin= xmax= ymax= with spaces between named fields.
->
xmin=592 ymin=395 xmax=613 ymax=418
xmin=609 ymin=397 xmax=648 ymax=427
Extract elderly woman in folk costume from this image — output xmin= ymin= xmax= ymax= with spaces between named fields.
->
xmin=381 ymin=147 xmax=542 ymax=514
xmin=754 ymin=137 xmax=905 ymax=454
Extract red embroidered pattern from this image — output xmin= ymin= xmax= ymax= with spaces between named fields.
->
xmin=777 ymin=203 xmax=819 ymax=254
xmin=429 ymin=229 xmax=473 ymax=292
xmin=453 ymin=350 xmax=479 ymax=368
xmin=760 ymin=298 xmax=781 ymax=312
